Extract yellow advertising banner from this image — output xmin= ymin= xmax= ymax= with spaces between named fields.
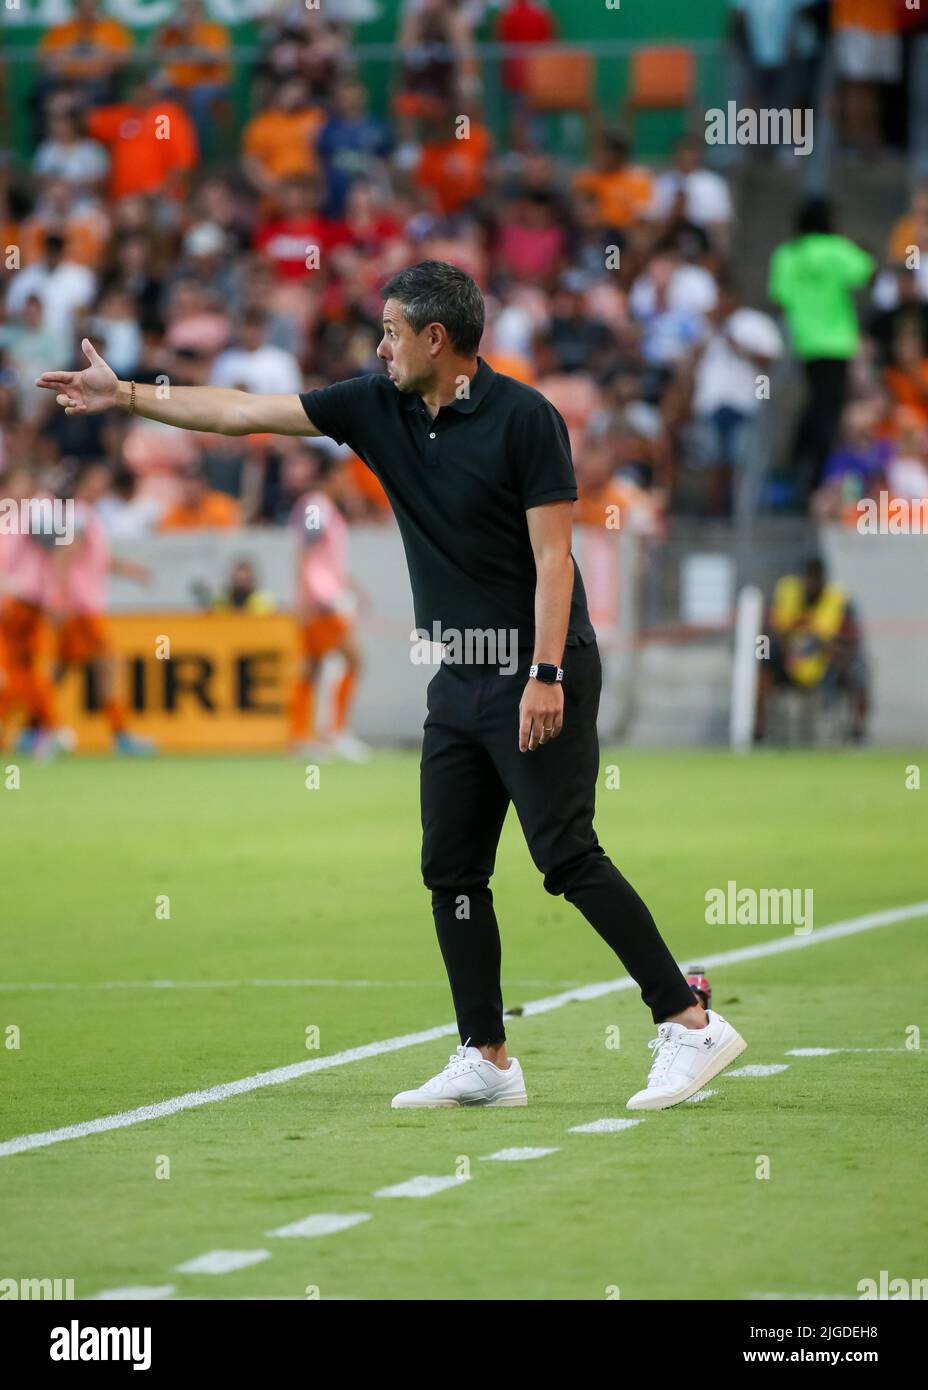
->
xmin=54 ymin=612 xmax=299 ymax=752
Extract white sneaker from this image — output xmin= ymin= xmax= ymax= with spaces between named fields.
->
xmin=330 ymin=731 xmax=372 ymax=763
xmin=626 ymin=1009 xmax=747 ymax=1111
xmin=391 ymin=1045 xmax=528 ymax=1109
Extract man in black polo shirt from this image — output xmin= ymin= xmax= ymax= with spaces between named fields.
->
xmin=37 ymin=260 xmax=747 ymax=1110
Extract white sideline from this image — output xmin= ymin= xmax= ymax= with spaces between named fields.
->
xmin=0 ymin=977 xmax=582 ymax=993
xmin=2 ymin=899 xmax=926 ymax=1160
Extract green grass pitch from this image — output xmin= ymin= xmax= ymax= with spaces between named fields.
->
xmin=1 ymin=749 xmax=926 ymax=1300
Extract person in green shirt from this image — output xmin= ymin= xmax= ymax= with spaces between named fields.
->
xmin=769 ymin=199 xmax=875 ymax=500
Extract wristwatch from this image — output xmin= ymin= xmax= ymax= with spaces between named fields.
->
xmin=530 ymin=662 xmax=563 ymax=685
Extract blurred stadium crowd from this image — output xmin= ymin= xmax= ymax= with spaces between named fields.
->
xmin=1 ymin=0 xmax=927 ymax=539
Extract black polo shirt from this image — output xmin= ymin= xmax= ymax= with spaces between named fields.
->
xmin=299 ymin=357 xmax=596 ymax=650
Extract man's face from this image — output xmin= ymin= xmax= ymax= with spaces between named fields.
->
xmin=804 ymin=569 xmax=824 ymax=604
xmin=242 ymin=320 xmax=265 ymax=352
xmin=80 ymin=466 xmax=111 ymax=503
xmin=231 ymin=562 xmax=253 ymax=594
xmin=182 ymin=475 xmax=206 ymax=508
xmin=278 ymin=80 xmax=304 ymax=114
xmin=600 ymin=141 xmax=626 ymax=172
xmin=377 ymin=299 xmax=434 ymax=394
xmin=337 ymin=83 xmax=364 ymax=120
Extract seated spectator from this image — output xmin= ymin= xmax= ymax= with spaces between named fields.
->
xmin=18 ymin=176 xmax=110 ymax=271
xmin=253 ymin=6 xmax=347 ymax=109
xmin=687 ymin=276 xmax=783 ymax=513
xmin=575 ymin=428 xmax=663 ymax=536
xmin=532 ymin=369 xmax=603 ymax=464
xmin=37 ymin=0 xmax=132 ymax=112
xmin=85 ymin=287 xmax=142 ymax=379
xmin=536 ymin=271 xmax=616 ymax=377
xmin=154 ymin=0 xmax=231 ymax=156
xmin=210 ymin=308 xmax=303 ymax=396
xmin=254 ymin=175 xmax=350 ymax=282
xmin=755 ymin=556 xmax=869 ymax=743
xmin=342 ymin=181 xmax=405 ymax=259
xmin=883 ymin=326 xmax=928 ymax=427
xmin=96 ymin=466 xmax=162 ymax=539
xmin=495 ymin=188 xmax=569 ymax=285
xmin=629 ymin=249 xmax=715 ymax=370
xmin=241 ymin=79 xmax=326 ymax=206
xmin=159 ymin=460 xmax=240 ymax=531
xmin=316 ymin=80 xmax=392 ymax=220
xmin=0 ymin=294 xmax=61 ymax=424
xmin=32 ymin=108 xmax=109 ymax=200
xmin=209 ymin=559 xmax=276 ymax=614
xmin=886 ymin=183 xmax=928 ymax=265
xmin=100 ymin=232 xmax=165 ymax=323
xmin=172 ymin=222 xmax=243 ymax=313
xmin=163 ymin=279 xmax=232 ymax=358
xmin=191 ymin=177 xmax=255 ymax=257
xmin=395 ymin=0 xmax=478 ymax=131
xmin=5 ymin=233 xmax=96 ymax=341
xmin=647 ymin=135 xmax=734 ymax=253
xmin=413 ymin=100 xmax=494 ymax=217
xmin=886 ymin=414 xmax=928 ymax=504
xmin=868 ymin=265 xmax=928 ymax=366
xmin=814 ymin=399 xmax=892 ymax=518
xmin=572 ymin=132 xmax=653 ymax=243
xmin=87 ymin=77 xmax=199 ymax=205
xmin=832 ymin=0 xmax=902 ymax=156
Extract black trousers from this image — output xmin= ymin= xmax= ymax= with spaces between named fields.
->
xmin=419 ymin=641 xmax=696 ymax=1044
xmin=795 ymin=358 xmax=849 ymax=496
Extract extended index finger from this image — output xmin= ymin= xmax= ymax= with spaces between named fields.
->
xmin=35 ymin=372 xmax=75 ymax=389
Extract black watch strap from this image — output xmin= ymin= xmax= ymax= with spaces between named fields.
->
xmin=530 ymin=662 xmax=563 ymax=684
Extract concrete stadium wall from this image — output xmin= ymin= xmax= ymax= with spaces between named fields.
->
xmin=822 ymin=530 xmax=928 ymax=747
xmin=104 ymin=522 xmax=637 ymax=743
xmin=104 ymin=523 xmax=928 ymax=746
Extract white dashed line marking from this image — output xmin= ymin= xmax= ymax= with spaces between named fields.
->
xmin=374 ymin=1175 xmax=466 ymax=1198
xmin=4 ymin=900 xmax=925 ymax=1158
xmin=748 ymin=1292 xmax=851 ymax=1301
xmin=786 ymin=1047 xmax=912 ymax=1056
xmin=568 ymin=1118 xmax=643 ymax=1134
xmin=727 ymin=1064 xmax=790 ymax=1077
xmin=480 ymin=1147 xmax=560 ymax=1161
xmin=174 ymin=1250 xmax=271 ymax=1275
xmin=91 ymin=1285 xmax=176 ymax=1300
xmin=267 ymin=1213 xmax=372 ymax=1238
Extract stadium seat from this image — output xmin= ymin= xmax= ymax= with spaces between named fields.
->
xmin=626 ymin=45 xmax=695 ymax=112
xmin=523 ymin=50 xmax=594 ymax=112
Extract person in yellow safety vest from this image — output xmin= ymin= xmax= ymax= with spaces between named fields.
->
xmin=755 ymin=556 xmax=869 ymax=742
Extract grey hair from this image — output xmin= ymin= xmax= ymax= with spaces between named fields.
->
xmin=380 ymin=260 xmax=485 ymax=356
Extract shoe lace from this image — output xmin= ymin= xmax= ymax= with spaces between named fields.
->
xmin=436 ymin=1044 xmax=478 ymax=1082
xmin=646 ymin=1024 xmax=679 ymax=1086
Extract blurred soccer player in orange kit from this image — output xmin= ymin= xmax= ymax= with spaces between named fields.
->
xmin=0 ymin=469 xmax=62 ymax=757
xmin=50 ymin=462 xmax=155 ymax=754
xmin=288 ymin=453 xmax=369 ymax=762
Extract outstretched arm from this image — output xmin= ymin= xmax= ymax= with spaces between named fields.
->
xmin=36 ymin=338 xmax=319 ymax=438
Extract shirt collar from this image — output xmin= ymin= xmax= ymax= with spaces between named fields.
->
xmin=398 ymin=356 xmax=496 ymax=415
